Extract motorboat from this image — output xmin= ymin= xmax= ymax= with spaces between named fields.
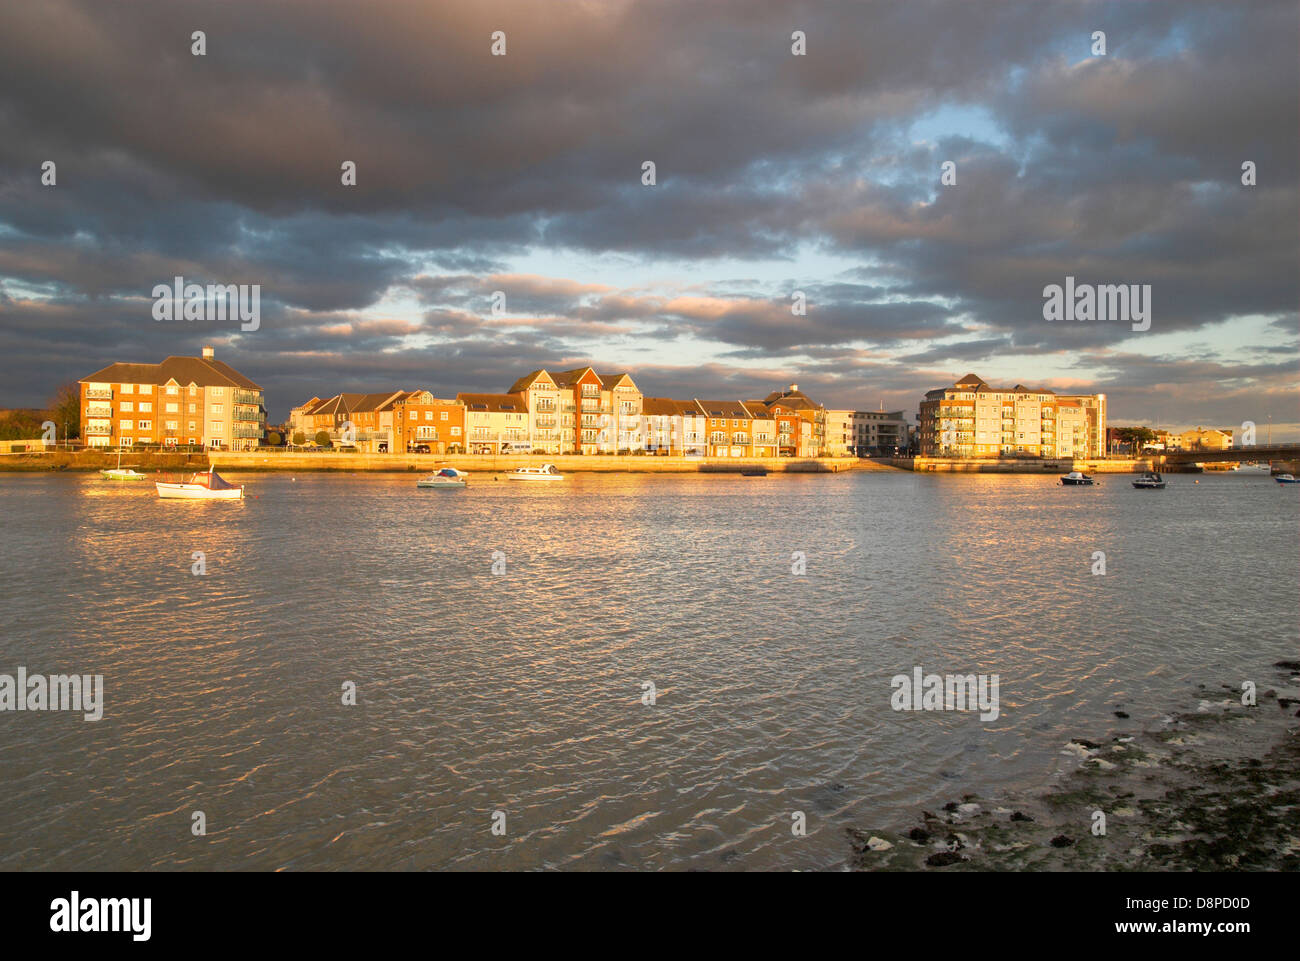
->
xmin=417 ymin=467 xmax=469 ymax=489
xmin=156 ymin=469 xmax=245 ymax=499
xmin=1060 ymin=471 xmax=1094 ymax=486
xmin=1132 ymin=472 xmax=1166 ymax=489
xmin=1230 ymin=463 xmax=1272 ymax=475
xmin=507 ymin=463 xmax=564 ymax=481
xmin=1274 ymin=473 xmax=1298 ymax=485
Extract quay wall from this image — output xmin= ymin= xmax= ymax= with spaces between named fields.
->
xmin=209 ymin=451 xmax=883 ymax=473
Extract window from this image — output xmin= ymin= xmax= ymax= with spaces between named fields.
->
xmin=212 ymin=387 xmax=224 ymax=396
xmin=188 ymin=422 xmax=197 ymax=431
xmin=138 ymin=402 xmax=152 ymax=413
xmin=211 ymin=422 xmax=224 ymax=434
xmin=211 ymin=404 xmax=223 ymax=415
xmin=440 ymin=411 xmax=448 ymax=421
xmin=137 ymin=420 xmax=152 ymax=431
xmin=119 ymin=420 xmax=133 ymax=431
xmin=451 ymin=426 xmax=461 ymax=437
xmin=120 ymin=401 xmax=134 ymax=412
xmin=425 ymin=411 xmax=432 ymax=420
xmin=188 ymin=385 xmax=197 ymax=396
xmin=166 ymin=421 xmax=178 ymax=431
xmin=166 ymin=403 xmax=178 ymax=413
xmin=166 ymin=385 xmax=179 ymax=395
xmin=188 ymin=403 xmax=196 ymax=413
xmin=121 ymin=383 xmax=134 ymax=394
xmin=139 ymin=384 xmax=152 ymax=394
xmin=409 ymin=411 xmax=417 ymax=420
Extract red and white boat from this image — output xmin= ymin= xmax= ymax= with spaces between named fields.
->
xmin=156 ymin=469 xmax=245 ymax=499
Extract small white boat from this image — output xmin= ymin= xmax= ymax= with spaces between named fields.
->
xmin=1231 ymin=463 xmax=1272 ymax=475
xmin=156 ymin=469 xmax=244 ymax=499
xmin=1275 ymin=473 xmax=1298 ymax=485
xmin=100 ymin=449 xmax=147 ymax=480
xmin=417 ymin=467 xmax=469 ymax=489
xmin=1060 ymin=470 xmax=1094 ymax=486
xmin=507 ymin=463 xmax=565 ymax=481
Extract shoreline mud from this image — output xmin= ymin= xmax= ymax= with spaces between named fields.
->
xmin=848 ymin=661 xmax=1300 ymax=871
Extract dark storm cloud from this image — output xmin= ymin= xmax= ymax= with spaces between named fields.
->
xmin=0 ymin=0 xmax=1295 ymax=427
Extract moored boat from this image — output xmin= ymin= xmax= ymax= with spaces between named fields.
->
xmin=1274 ymin=473 xmax=1298 ymax=485
xmin=507 ymin=463 xmax=564 ymax=481
xmin=156 ymin=469 xmax=244 ymax=499
xmin=417 ymin=467 xmax=469 ymax=489
xmin=1060 ymin=470 xmax=1094 ymax=486
xmin=99 ymin=448 xmax=147 ymax=480
xmin=1132 ymin=472 xmax=1166 ymax=489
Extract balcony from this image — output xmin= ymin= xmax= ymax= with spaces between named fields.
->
xmin=85 ymin=424 xmax=112 ymax=435
xmin=86 ymin=388 xmax=112 ymax=400
xmin=233 ymin=426 xmax=264 ymax=439
xmin=234 ymin=389 xmax=261 ymax=406
xmin=85 ymin=405 xmax=112 ymax=417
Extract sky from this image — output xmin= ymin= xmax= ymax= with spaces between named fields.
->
xmin=0 ymin=0 xmax=1296 ymax=432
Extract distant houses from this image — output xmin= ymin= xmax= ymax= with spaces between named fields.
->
xmin=74 ymin=352 xmax=916 ymax=456
xmin=284 ymin=372 xmax=910 ymax=456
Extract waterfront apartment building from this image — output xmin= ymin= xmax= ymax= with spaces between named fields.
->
xmin=640 ymin=398 xmax=708 ymax=456
xmin=290 ymin=390 xmax=465 ymax=452
xmin=457 ymin=392 xmax=532 ymax=453
xmin=824 ymin=410 xmax=855 ymax=457
xmin=80 ymin=346 xmax=265 ymax=450
xmin=762 ymin=385 xmax=826 ymax=456
xmin=391 ymin=392 xmax=465 ymax=453
xmin=850 ymin=410 xmax=911 ymax=455
xmin=504 ymin=367 xmax=645 ymax=454
xmin=918 ymin=373 xmax=1106 ymax=458
xmin=695 ymin=400 xmax=778 ymax=458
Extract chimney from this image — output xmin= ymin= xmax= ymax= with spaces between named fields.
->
xmin=202 ymin=345 xmax=214 ymax=360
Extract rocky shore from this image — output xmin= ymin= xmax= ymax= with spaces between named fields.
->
xmin=848 ymin=661 xmax=1300 ymax=871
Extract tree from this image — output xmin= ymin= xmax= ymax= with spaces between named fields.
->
xmin=292 ymin=431 xmax=306 ymax=446
xmin=48 ymin=382 xmax=81 ymax=441
xmin=314 ymin=430 xmax=332 ymax=448
xmin=265 ymin=430 xmax=282 ymax=447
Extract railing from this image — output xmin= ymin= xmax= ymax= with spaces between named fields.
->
xmin=85 ymin=424 xmax=112 ymax=435
xmin=86 ymin=389 xmax=112 ymax=400
xmin=233 ymin=426 xmax=264 ymax=439
xmin=86 ymin=406 xmax=112 ymax=417
xmin=234 ymin=390 xmax=261 ymax=406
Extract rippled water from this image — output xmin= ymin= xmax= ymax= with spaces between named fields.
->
xmin=0 ymin=469 xmax=1295 ymax=870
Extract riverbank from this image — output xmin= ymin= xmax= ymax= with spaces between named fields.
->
xmin=0 ymin=450 xmax=209 ymax=472
xmin=209 ymin=451 xmax=887 ymax=473
xmin=847 ymin=661 xmax=1300 ymax=871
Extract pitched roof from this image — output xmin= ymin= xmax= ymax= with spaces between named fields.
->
xmin=456 ymin=392 xmax=525 ymax=412
xmin=549 ymin=366 xmax=599 ymax=387
xmin=641 ymin=397 xmax=679 ymax=416
xmin=81 ymin=355 xmax=261 ymax=390
xmin=696 ymin=400 xmax=753 ymax=419
xmin=507 ymin=369 xmax=556 ymax=393
xmin=596 ymin=372 xmax=637 ymax=390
